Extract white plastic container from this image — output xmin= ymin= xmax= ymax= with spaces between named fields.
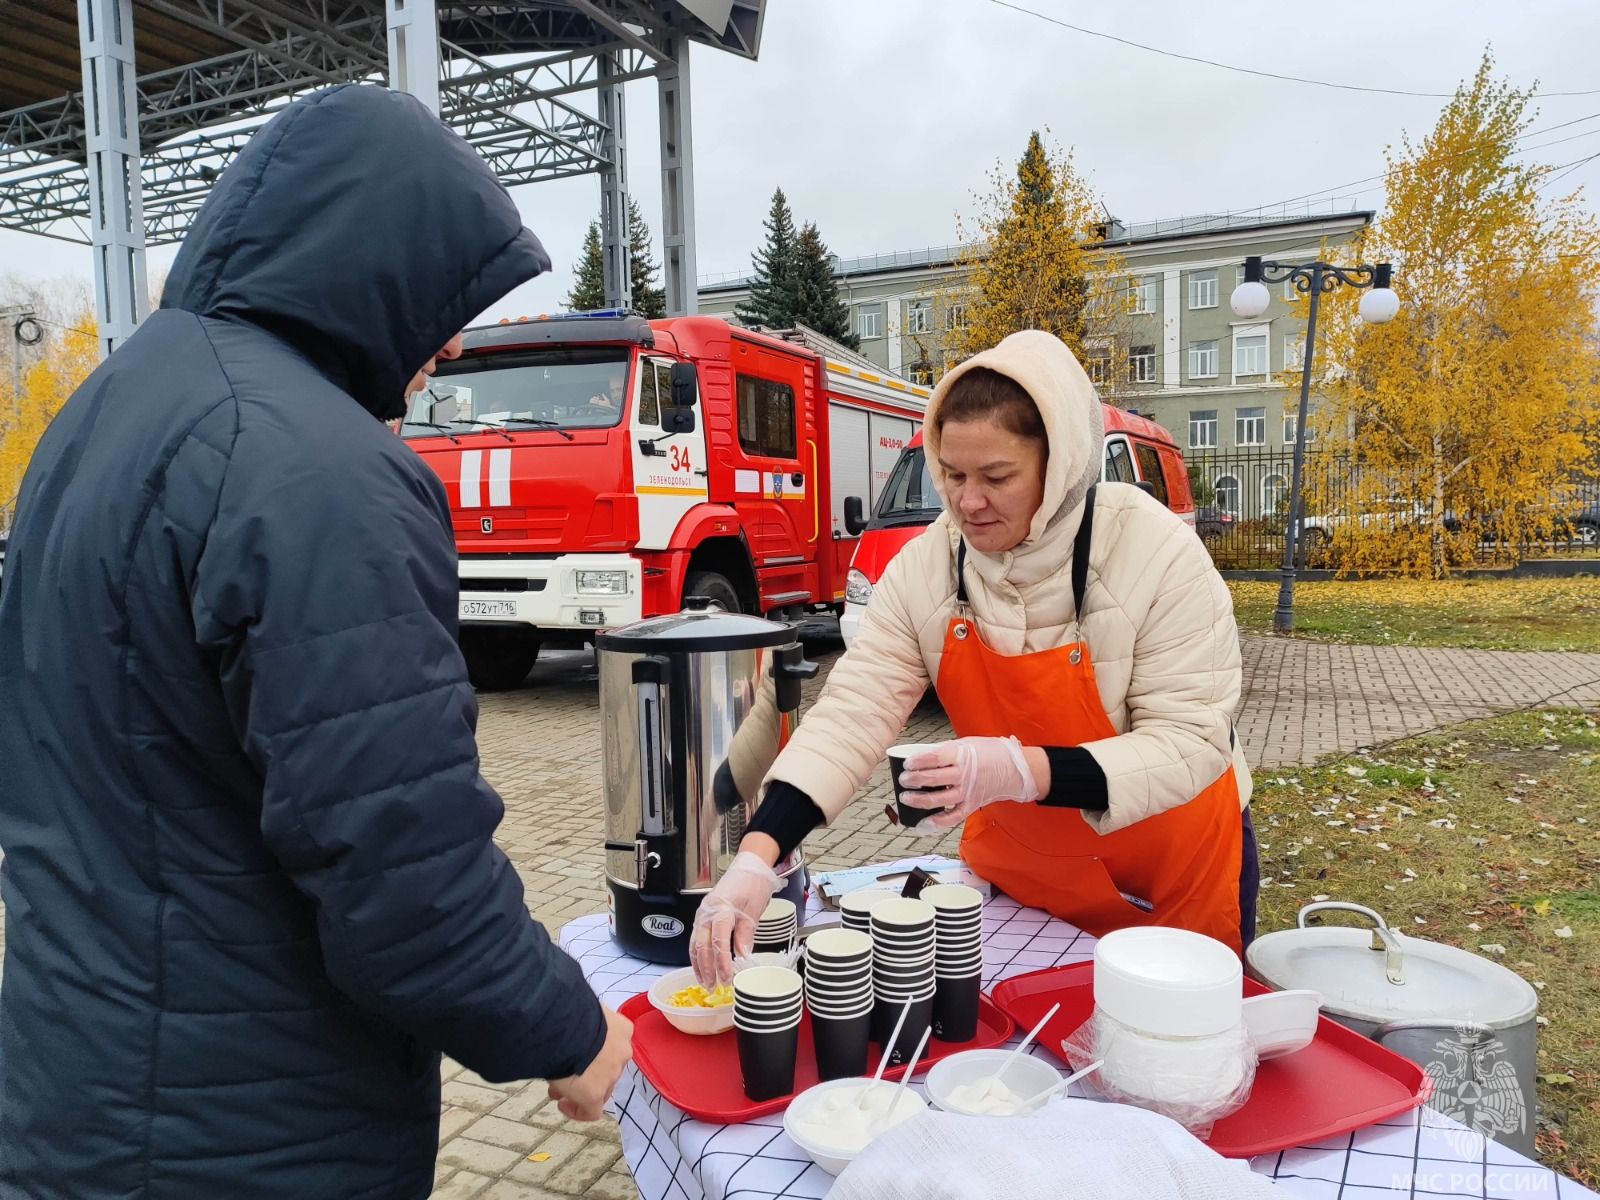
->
xmin=646 ymin=967 xmax=733 ymax=1035
xmin=924 ymin=1049 xmax=1061 ymax=1117
xmin=1092 ymin=927 xmax=1242 ymax=1038
xmin=782 ymin=1077 xmax=929 ymax=1175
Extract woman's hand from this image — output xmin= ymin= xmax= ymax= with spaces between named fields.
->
xmin=899 ymin=736 xmax=1043 ymax=829
xmin=689 ymin=847 xmax=783 ymax=986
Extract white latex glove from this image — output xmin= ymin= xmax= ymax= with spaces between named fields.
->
xmin=898 ymin=736 xmax=1040 ymax=830
xmin=690 ymin=850 xmax=783 ymax=986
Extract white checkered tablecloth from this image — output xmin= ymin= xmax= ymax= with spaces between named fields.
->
xmin=562 ymin=860 xmax=1597 ymax=1200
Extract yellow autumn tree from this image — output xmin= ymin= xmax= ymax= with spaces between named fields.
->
xmin=0 ymin=311 xmax=99 ymax=529
xmin=1306 ymin=55 xmax=1600 ymax=578
xmin=944 ymin=131 xmax=1131 ymax=395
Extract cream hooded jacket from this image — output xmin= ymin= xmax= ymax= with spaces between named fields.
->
xmin=766 ymin=330 xmax=1251 ymax=835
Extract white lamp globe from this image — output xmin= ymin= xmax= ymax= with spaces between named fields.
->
xmin=1359 ymin=287 xmax=1400 ymax=325
xmin=1230 ymin=280 xmax=1271 ymax=320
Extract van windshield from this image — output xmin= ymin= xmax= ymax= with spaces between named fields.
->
xmin=872 ymin=445 xmax=941 ymax=526
xmin=400 ymin=347 xmax=630 ymax=437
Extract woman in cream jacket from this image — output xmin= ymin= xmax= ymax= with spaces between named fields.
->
xmin=691 ymin=330 xmax=1256 ymax=984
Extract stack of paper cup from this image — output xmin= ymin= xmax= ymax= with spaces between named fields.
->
xmin=922 ymin=883 xmax=984 ymax=1043
xmin=803 ymin=928 xmax=874 ymax=1080
xmin=869 ymin=897 xmax=936 ymax=1066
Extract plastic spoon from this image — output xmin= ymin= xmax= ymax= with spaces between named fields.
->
xmin=872 ymin=1024 xmax=933 ymax=1135
xmin=1019 ymin=1059 xmax=1103 ymax=1112
xmin=983 ymin=1002 xmax=1061 ymax=1100
xmin=857 ymin=999 xmax=914 ymax=1110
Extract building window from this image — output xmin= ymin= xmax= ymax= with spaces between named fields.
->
xmin=1189 ymin=340 xmax=1219 ymax=379
xmin=1128 ymin=345 xmax=1157 ymax=384
xmin=1234 ymin=331 xmax=1268 ymax=378
xmin=1236 ymin=406 xmax=1266 ymax=446
xmin=1262 ymin=474 xmax=1289 ymax=516
xmin=1284 ymin=410 xmax=1316 ymax=444
xmin=735 ymin=374 xmax=797 ymax=459
xmin=907 ymin=363 xmax=935 ymax=386
xmin=1284 ymin=335 xmax=1304 ymax=372
xmin=1189 ymin=409 xmax=1218 ymax=449
xmin=945 ymin=302 xmax=967 ymax=331
xmin=906 ymin=297 xmax=932 ymax=335
xmin=1189 ymin=269 xmax=1218 ymax=309
xmin=1283 ymin=278 xmax=1300 ymax=302
xmin=857 ymin=308 xmax=882 ymax=339
xmin=1086 ymin=347 xmax=1112 ymax=385
xmin=1215 ymin=474 xmax=1240 ymax=516
xmin=1126 ymin=277 xmax=1156 ymax=314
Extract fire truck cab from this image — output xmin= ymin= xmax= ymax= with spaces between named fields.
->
xmin=402 ymin=313 xmax=926 ymax=689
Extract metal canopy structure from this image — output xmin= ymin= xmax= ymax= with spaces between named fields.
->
xmin=1 ymin=0 xmax=765 ymax=352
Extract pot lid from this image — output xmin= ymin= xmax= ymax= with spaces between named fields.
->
xmin=1246 ymin=904 xmax=1538 ymax=1030
xmin=596 ymin=608 xmax=795 ymax=654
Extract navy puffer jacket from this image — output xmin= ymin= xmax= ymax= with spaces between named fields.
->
xmin=0 ymin=84 xmax=606 ymax=1200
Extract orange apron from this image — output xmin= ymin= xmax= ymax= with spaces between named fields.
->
xmin=939 ymin=489 xmax=1245 ymax=954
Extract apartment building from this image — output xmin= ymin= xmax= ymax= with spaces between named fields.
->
xmin=697 ymin=201 xmax=1371 ymax=470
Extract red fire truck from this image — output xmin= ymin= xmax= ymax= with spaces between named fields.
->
xmin=402 ymin=313 xmax=928 ymax=689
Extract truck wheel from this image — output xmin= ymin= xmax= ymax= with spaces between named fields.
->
xmin=460 ymin=627 xmax=541 ymax=691
xmin=683 ymin=570 xmax=743 ymax=614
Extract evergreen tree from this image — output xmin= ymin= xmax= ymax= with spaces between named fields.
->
xmin=626 ymin=196 xmax=667 ymax=318
xmin=792 ymin=223 xmax=859 ymax=349
xmin=565 ymin=222 xmax=606 ymax=312
xmin=735 ymin=187 xmax=800 ymax=329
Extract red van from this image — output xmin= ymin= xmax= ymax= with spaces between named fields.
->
xmin=839 ymin=408 xmax=1194 ymax=645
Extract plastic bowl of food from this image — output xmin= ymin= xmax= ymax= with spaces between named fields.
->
xmin=782 ymin=1076 xmax=929 ymax=1175
xmin=923 ymin=1049 xmax=1061 ymax=1117
xmin=647 ymin=966 xmax=735 ymax=1035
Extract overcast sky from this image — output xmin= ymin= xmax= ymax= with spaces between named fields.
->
xmin=4 ymin=0 xmax=1599 ymax=324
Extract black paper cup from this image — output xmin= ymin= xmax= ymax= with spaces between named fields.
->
xmin=808 ymin=995 xmax=873 ymax=1020
xmin=920 ymin=883 xmax=983 ymax=912
xmin=870 ymin=993 xmax=935 ymax=1063
xmin=871 ymin=898 xmax=936 ymax=933
xmin=935 ymin=959 xmax=984 ymax=978
xmin=737 ymin=1020 xmax=800 ymax=1101
xmin=812 ymin=1009 xmax=872 ymax=1081
xmin=807 ymin=974 xmax=872 ymax=1000
xmin=932 ymin=974 xmax=982 ymax=1043
xmin=887 ymin=744 xmax=947 ymax=827
xmin=804 ymin=928 xmax=873 ymax=964
xmin=840 ymin=890 xmax=895 ymax=932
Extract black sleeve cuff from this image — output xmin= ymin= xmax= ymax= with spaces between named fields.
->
xmin=1039 ymin=746 xmax=1109 ymax=812
xmin=746 ymin=780 xmax=826 ymax=860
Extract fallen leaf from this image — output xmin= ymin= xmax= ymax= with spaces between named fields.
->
xmin=528 ymin=1152 xmax=552 ymax=1162
xmin=1413 ymin=917 xmax=1427 ymax=926
xmin=1345 ymin=766 xmax=1368 ymax=778
xmin=1533 ymin=900 xmax=1552 ymax=917
xmin=1554 ymin=926 xmax=1574 ymax=939
xmin=1479 ymin=943 xmax=1507 ymax=955
xmin=1467 ymin=923 xmax=1482 ymax=932
xmin=1537 ymin=1016 xmax=1550 ymax=1027
xmin=1312 ymin=894 xmax=1330 ymax=902
xmin=1540 ymin=1073 xmax=1576 ymax=1086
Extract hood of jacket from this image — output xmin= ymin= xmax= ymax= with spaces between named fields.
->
xmin=161 ymin=84 xmax=551 ymax=420
xmin=922 ymin=329 xmax=1105 ymax=582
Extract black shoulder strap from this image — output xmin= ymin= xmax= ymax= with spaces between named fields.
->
xmin=956 ymin=538 xmax=969 ymax=605
xmin=1072 ymin=485 xmax=1097 ymax=622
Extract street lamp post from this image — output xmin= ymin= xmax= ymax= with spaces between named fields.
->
xmin=1229 ymin=255 xmax=1398 ymax=635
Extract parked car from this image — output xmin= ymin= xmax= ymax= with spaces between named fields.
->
xmin=1194 ymin=506 xmax=1236 ymax=544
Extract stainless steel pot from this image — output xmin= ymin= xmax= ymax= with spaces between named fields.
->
xmin=1247 ymin=901 xmax=1541 ymax=1156
xmin=598 ymin=603 xmax=815 ymax=965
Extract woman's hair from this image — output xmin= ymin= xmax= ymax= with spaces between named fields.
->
xmin=933 ymin=367 xmax=1047 ymax=443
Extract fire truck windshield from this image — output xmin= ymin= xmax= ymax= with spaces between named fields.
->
xmin=400 ymin=347 xmax=630 ymax=437
xmin=872 ymin=445 xmax=941 ymax=526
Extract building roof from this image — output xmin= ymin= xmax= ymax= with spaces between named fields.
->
xmin=698 ymin=199 xmax=1374 ymax=293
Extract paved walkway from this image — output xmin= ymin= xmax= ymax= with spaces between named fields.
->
xmin=428 ymin=632 xmax=1600 ymax=1198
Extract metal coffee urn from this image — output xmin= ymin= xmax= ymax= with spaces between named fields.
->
xmin=599 ymin=601 xmax=815 ymax=964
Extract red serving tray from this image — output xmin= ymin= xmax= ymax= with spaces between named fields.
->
xmin=619 ymin=991 xmax=1015 ymax=1124
xmin=989 ymin=962 xmax=1432 ymax=1159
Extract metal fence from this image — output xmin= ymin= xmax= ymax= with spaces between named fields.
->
xmin=1186 ymin=448 xmax=1600 ymax=572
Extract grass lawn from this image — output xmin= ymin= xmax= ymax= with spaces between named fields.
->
xmin=1253 ymin=709 xmax=1600 ymax=1184
xmin=1229 ymin=578 xmax=1600 ymax=652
